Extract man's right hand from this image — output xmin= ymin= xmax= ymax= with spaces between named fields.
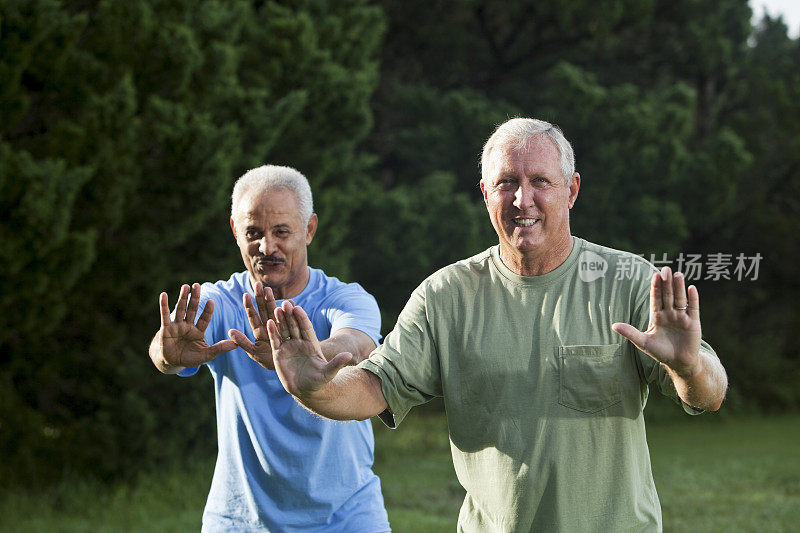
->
xmin=150 ymin=283 xmax=236 ymax=374
xmin=266 ymin=302 xmax=353 ymax=399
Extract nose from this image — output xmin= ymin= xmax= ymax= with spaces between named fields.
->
xmin=257 ymin=235 xmax=277 ymax=255
xmin=513 ymin=181 xmax=535 ymax=210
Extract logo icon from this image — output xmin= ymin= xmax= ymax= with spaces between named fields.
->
xmin=579 ymin=250 xmax=608 ymax=282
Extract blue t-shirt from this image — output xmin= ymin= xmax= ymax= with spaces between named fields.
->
xmin=179 ymin=267 xmax=390 ymax=532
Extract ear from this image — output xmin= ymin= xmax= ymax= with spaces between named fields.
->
xmin=230 ymin=217 xmax=238 ymax=239
xmin=480 ymin=180 xmax=489 ymax=205
xmin=305 ymin=213 xmax=318 ymax=245
xmin=568 ymin=172 xmax=580 ymax=209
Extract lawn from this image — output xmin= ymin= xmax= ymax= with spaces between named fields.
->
xmin=1 ymin=410 xmax=798 ymax=532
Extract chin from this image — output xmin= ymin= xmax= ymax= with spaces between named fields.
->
xmin=260 ymin=274 xmax=285 ymax=287
xmin=509 ymin=239 xmax=544 ymax=253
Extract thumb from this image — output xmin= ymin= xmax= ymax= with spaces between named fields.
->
xmin=207 ymin=338 xmax=237 ymax=358
xmin=612 ymin=322 xmax=648 ymax=351
xmin=228 ymin=329 xmax=256 ymax=353
xmin=323 ymin=352 xmax=353 ymax=381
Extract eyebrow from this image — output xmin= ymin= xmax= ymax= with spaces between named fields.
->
xmin=245 ymin=222 xmax=292 ymax=230
xmin=496 ymin=172 xmax=518 ymax=181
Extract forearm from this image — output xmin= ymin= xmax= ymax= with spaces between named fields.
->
xmin=666 ymin=349 xmax=727 ymax=411
xmin=148 ymin=334 xmax=185 ymax=375
xmin=319 ymin=329 xmax=376 ymax=364
xmin=294 ymin=367 xmax=388 ymax=421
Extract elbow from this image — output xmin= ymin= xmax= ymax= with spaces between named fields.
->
xmin=707 ymin=385 xmax=728 ymax=412
xmin=710 ymin=374 xmax=729 ymax=412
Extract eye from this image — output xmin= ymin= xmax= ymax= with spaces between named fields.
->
xmin=245 ymin=229 xmax=261 ymax=240
xmin=495 ymin=178 xmax=517 ymax=190
xmin=275 ymin=229 xmax=291 ymax=237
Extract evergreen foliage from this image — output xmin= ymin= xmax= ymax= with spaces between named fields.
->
xmin=1 ymin=0 xmax=798 ymax=483
xmin=0 ymin=0 xmax=383 ymax=483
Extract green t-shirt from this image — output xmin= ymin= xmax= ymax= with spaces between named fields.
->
xmin=359 ymin=238 xmax=716 ymax=532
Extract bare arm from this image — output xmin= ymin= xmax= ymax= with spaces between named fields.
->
xmin=290 ymin=366 xmax=387 ymax=421
xmin=613 ymin=267 xmax=727 ymax=411
xmin=663 ymin=347 xmax=727 ymax=411
xmin=320 ymin=328 xmax=376 ymax=364
xmin=149 ymin=283 xmax=236 ymax=375
xmin=267 ymin=303 xmax=388 ymax=420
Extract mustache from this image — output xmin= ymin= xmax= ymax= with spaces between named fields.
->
xmin=255 ymin=254 xmax=285 ymax=264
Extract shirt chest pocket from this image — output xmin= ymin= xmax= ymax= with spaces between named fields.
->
xmin=558 ymin=344 xmax=622 ymax=413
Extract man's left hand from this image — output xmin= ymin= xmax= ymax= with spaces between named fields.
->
xmin=612 ymin=266 xmax=702 ymax=377
xmin=228 ymin=282 xmax=284 ymax=370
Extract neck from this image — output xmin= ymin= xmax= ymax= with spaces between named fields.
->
xmin=500 ymin=235 xmax=574 ymax=276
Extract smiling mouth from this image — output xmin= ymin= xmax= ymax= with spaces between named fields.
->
xmin=513 ymin=217 xmax=540 ymax=227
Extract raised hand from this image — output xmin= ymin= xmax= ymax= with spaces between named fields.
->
xmin=153 ymin=283 xmax=236 ymax=372
xmin=228 ymin=282 xmax=282 ymax=370
xmin=612 ymin=267 xmax=703 ymax=377
xmin=266 ymin=302 xmax=352 ymax=399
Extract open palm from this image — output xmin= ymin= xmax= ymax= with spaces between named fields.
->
xmin=266 ymin=303 xmax=352 ymax=398
xmin=227 ymin=282 xmax=281 ymax=370
xmin=613 ymin=267 xmax=702 ymax=376
xmin=157 ymin=283 xmax=235 ymax=369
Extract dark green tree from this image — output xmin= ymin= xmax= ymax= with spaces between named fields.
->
xmin=0 ymin=0 xmax=384 ymax=483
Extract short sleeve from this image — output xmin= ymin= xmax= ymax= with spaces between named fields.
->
xmin=358 ymin=281 xmax=442 ymax=428
xmin=323 ymin=283 xmax=382 ymax=346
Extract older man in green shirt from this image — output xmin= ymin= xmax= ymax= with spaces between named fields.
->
xmin=255 ymin=118 xmax=728 ymax=532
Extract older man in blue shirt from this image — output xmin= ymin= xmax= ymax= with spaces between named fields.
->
xmin=148 ymin=165 xmax=390 ymax=532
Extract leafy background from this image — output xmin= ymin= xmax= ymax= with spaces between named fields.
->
xmin=1 ymin=0 xmax=798 ymax=485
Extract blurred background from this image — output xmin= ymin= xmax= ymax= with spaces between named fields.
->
xmin=1 ymin=0 xmax=798 ymax=529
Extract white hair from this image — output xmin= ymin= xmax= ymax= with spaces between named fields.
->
xmin=480 ymin=118 xmax=576 ymax=185
xmin=231 ymin=165 xmax=313 ymax=224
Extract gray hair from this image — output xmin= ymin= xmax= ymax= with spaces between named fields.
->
xmin=480 ymin=118 xmax=576 ymax=185
xmin=231 ymin=165 xmax=314 ymax=224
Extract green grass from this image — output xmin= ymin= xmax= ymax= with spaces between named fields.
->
xmin=372 ymin=408 xmax=464 ymax=532
xmin=646 ymin=416 xmax=800 ymax=533
xmin=1 ymin=412 xmax=798 ymax=532
xmin=0 ymin=460 xmax=212 ymax=532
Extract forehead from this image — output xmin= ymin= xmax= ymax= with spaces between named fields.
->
xmin=235 ymin=188 xmax=302 ymax=225
xmin=488 ymin=136 xmax=562 ymax=179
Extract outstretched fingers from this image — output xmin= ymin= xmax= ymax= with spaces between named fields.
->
xmin=687 ymin=284 xmax=700 ymax=319
xmin=274 ymin=307 xmax=292 ymax=341
xmin=175 ymin=284 xmax=191 ymax=321
xmin=672 ymin=272 xmax=688 ymax=310
xmin=159 ymin=292 xmax=171 ymax=326
xmin=660 ymin=266 xmax=674 ymax=310
xmin=195 ymin=299 xmax=215 ymax=332
xmin=292 ymin=306 xmax=318 ymax=342
xmin=243 ymin=293 xmax=265 ymax=332
xmin=281 ymin=301 xmax=302 ymax=340
xmin=255 ymin=283 xmax=278 ymax=327
xmin=649 ymin=271 xmax=661 ymax=317
xmin=267 ymin=319 xmax=282 ymax=351
xmin=185 ymin=283 xmax=201 ymax=323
